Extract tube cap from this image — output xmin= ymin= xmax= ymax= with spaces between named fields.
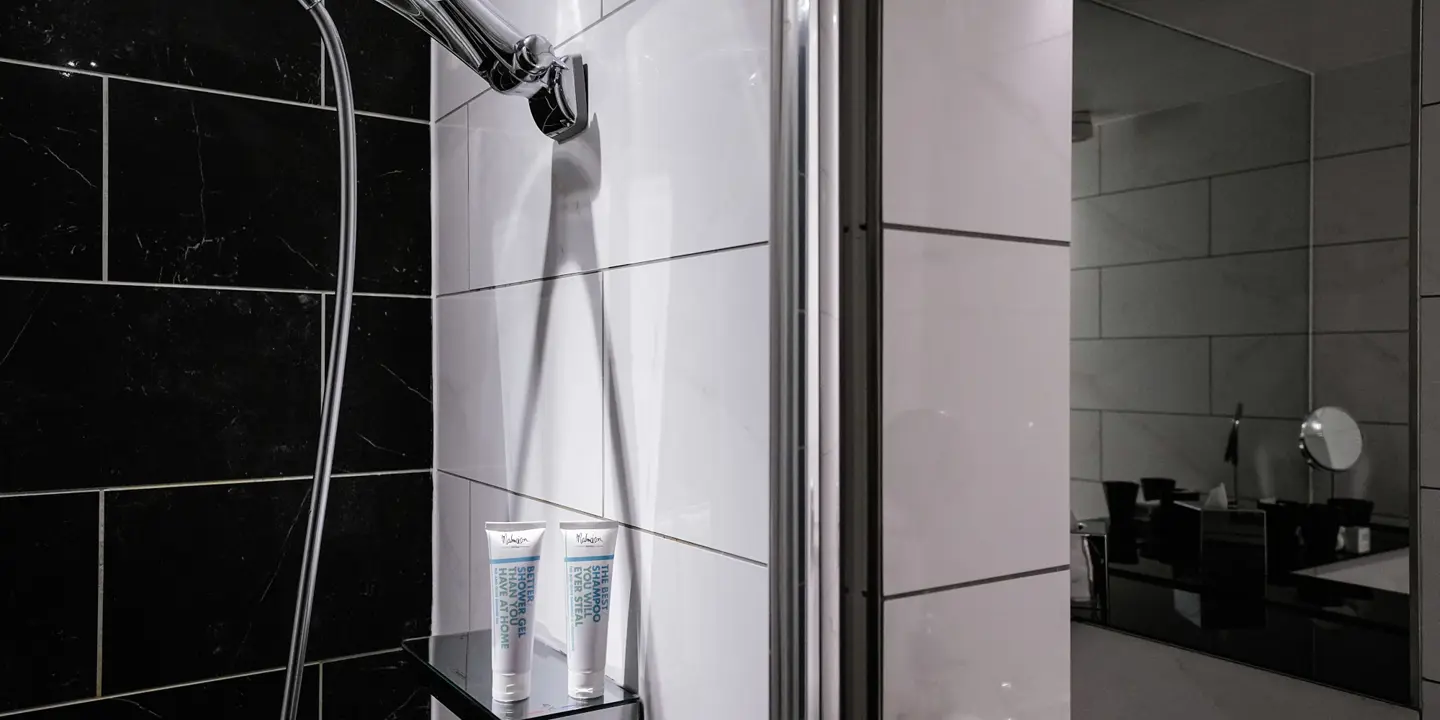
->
xmin=492 ymin=672 xmax=531 ymax=703
xmin=568 ymin=670 xmax=603 ymax=700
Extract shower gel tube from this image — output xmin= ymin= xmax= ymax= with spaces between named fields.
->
xmin=486 ymin=521 xmax=546 ymax=702
xmin=561 ymin=520 xmax=619 ymax=699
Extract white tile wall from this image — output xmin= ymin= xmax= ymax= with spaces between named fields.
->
xmin=1313 ymin=238 xmax=1410 ymax=332
xmin=1073 ymin=136 xmax=1100 ymax=199
xmin=1072 ymin=338 xmax=1210 ymax=414
xmin=1314 ymin=146 xmax=1412 ymax=246
xmin=1313 ymin=332 xmax=1410 ymax=424
xmin=1072 ymin=410 xmax=1101 ymax=481
xmin=435 ymin=275 xmax=605 ymax=514
xmin=430 ymin=1 xmax=604 ymax=120
xmin=1098 ymin=80 xmax=1310 ymax=193
xmin=1314 ymin=53 xmax=1412 ymax=159
xmin=1071 ymin=181 xmax=1209 ymax=268
xmin=435 ymin=106 xmax=469 ymax=295
xmin=1072 ymin=269 xmax=1100 ymax=339
xmin=882 ymin=230 xmax=1069 ymax=594
xmin=603 ymin=246 xmax=769 ymax=563
xmin=1210 ymin=335 xmax=1308 ymax=418
xmin=884 ymin=572 xmax=1071 ymax=720
xmin=461 ymin=474 xmax=768 ymax=720
xmin=1100 ymin=250 xmax=1309 ymax=337
xmin=458 ymin=0 xmax=770 ymax=290
xmin=432 ymin=472 xmax=472 ymax=635
xmin=1336 ymin=422 xmax=1409 ymax=518
xmin=883 ymin=0 xmax=1072 ymax=242
xmin=1210 ymin=163 xmax=1310 ymax=255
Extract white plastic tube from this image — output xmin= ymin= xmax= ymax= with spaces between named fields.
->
xmin=485 ymin=521 xmax=546 ymax=702
xmin=560 ymin=520 xmax=618 ymax=699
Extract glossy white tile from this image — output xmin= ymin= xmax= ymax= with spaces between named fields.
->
xmin=1073 ymin=622 xmax=1416 ymax=720
xmin=1072 ymin=181 xmax=1209 ymax=268
xmin=882 ymin=230 xmax=1069 ymax=594
xmin=1072 ymin=410 xmax=1100 ymax=481
xmin=1210 ymin=335 xmax=1307 ymax=418
xmin=1314 ymin=53 xmax=1412 ymax=159
xmin=433 ymin=471 xmax=472 ymax=635
xmin=884 ymin=572 xmax=1070 ymax=720
xmin=1314 ymin=332 xmax=1409 ymax=424
xmin=1072 ymin=338 xmax=1210 ymax=414
xmin=1100 ymin=79 xmax=1310 ymax=193
xmin=603 ymin=246 xmax=769 ymax=563
xmin=1101 ymin=251 xmax=1308 ymax=337
xmin=464 ymin=0 xmax=771 ymax=288
xmin=1313 ymin=238 xmax=1409 ymax=332
xmin=435 ymin=275 xmax=604 ymax=513
xmin=435 ymin=106 xmax=469 ymax=295
xmin=1072 ymin=269 xmax=1099 ymax=339
xmin=1074 ymin=135 xmax=1099 ymax=199
xmin=1210 ymin=163 xmax=1310 ymax=255
xmin=1314 ymin=146 xmax=1411 ymax=246
xmin=432 ymin=42 xmax=486 ymax=122
xmin=883 ymin=0 xmax=1072 ymax=242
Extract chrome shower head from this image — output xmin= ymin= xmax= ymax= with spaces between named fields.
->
xmin=371 ymin=0 xmax=591 ymax=142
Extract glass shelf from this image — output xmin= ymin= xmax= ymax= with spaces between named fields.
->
xmin=402 ymin=630 xmax=641 ymax=720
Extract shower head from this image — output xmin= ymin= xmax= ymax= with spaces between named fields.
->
xmin=369 ymin=0 xmax=590 ymax=142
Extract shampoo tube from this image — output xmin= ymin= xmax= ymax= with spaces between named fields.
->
xmin=560 ymin=520 xmax=618 ymax=699
xmin=485 ymin=521 xmax=546 ymax=702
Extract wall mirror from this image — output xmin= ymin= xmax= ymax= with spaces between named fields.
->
xmin=1068 ymin=0 xmax=1415 ymax=706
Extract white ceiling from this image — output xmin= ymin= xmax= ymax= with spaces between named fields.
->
xmin=1075 ymin=1 xmax=1304 ymax=122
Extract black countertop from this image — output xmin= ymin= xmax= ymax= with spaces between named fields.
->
xmin=1073 ymin=513 xmax=1411 ymax=705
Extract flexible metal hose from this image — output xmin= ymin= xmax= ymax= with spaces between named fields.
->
xmin=280 ymin=4 xmax=357 ymax=718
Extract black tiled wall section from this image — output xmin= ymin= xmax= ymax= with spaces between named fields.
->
xmin=0 ymin=1 xmax=433 ymax=716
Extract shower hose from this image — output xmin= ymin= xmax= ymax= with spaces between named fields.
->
xmin=280 ymin=3 xmax=357 ymax=719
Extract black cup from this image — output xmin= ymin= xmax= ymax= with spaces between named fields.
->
xmin=1141 ymin=477 xmax=1177 ymax=503
xmin=1301 ymin=503 xmax=1341 ymax=563
xmin=1103 ymin=481 xmax=1141 ymax=530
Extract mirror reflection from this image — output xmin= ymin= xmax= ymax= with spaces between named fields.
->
xmin=1068 ymin=0 xmax=1414 ymax=707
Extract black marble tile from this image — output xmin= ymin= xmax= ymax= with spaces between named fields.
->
xmin=102 ymin=479 xmax=313 ymax=693
xmin=102 ymin=474 xmax=430 ymax=692
xmin=15 ymin=668 xmax=319 ymax=720
xmin=0 ymin=63 xmax=102 ymax=280
xmin=327 ymin=0 xmax=431 ymax=119
xmin=330 ymin=297 xmax=433 ymax=473
xmin=310 ymin=472 xmax=433 ymax=660
xmin=108 ymin=82 xmax=430 ymax=294
xmin=0 ymin=493 xmax=98 ymax=713
xmin=0 ymin=0 xmax=319 ymax=103
xmin=321 ymin=652 xmax=428 ymax=720
xmin=0 ymin=282 xmax=321 ymax=492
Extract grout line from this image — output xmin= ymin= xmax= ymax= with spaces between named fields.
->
xmin=101 ymin=78 xmax=110 ymax=282
xmin=438 ymin=241 xmax=770 ymax=298
xmin=0 ymin=469 xmax=432 ymax=499
xmin=437 ymin=469 xmax=768 ymax=569
xmin=1073 ymin=407 xmax=1410 ymax=426
xmin=0 ymin=646 xmax=400 ymax=720
xmin=0 ymin=57 xmax=426 ymax=125
xmin=883 ymin=223 xmax=1069 ymax=247
xmin=1312 ymin=142 xmax=1411 ymax=163
xmin=1087 ymin=330 xmax=1391 ymax=341
xmin=1074 ymin=236 xmax=1412 ymax=273
xmin=95 ymin=492 xmax=105 ymax=697
xmin=0 ymin=275 xmax=429 ymax=299
xmin=883 ymin=565 xmax=1071 ymax=602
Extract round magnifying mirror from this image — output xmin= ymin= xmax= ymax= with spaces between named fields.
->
xmin=1298 ymin=406 xmax=1364 ymax=472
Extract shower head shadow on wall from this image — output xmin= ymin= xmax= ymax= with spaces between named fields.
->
xmin=372 ymin=0 xmax=591 ymax=142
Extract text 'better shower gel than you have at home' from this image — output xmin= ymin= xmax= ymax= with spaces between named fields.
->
xmin=485 ymin=521 xmax=545 ymax=702
xmin=561 ymin=520 xmax=619 ymax=699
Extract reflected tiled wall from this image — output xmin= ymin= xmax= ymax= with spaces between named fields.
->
xmin=1072 ymin=51 xmax=1414 ymax=520
xmin=880 ymin=0 xmax=1072 ymax=718
xmin=431 ymin=1 xmax=771 ymax=718
xmin=0 ymin=0 xmax=433 ymax=716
